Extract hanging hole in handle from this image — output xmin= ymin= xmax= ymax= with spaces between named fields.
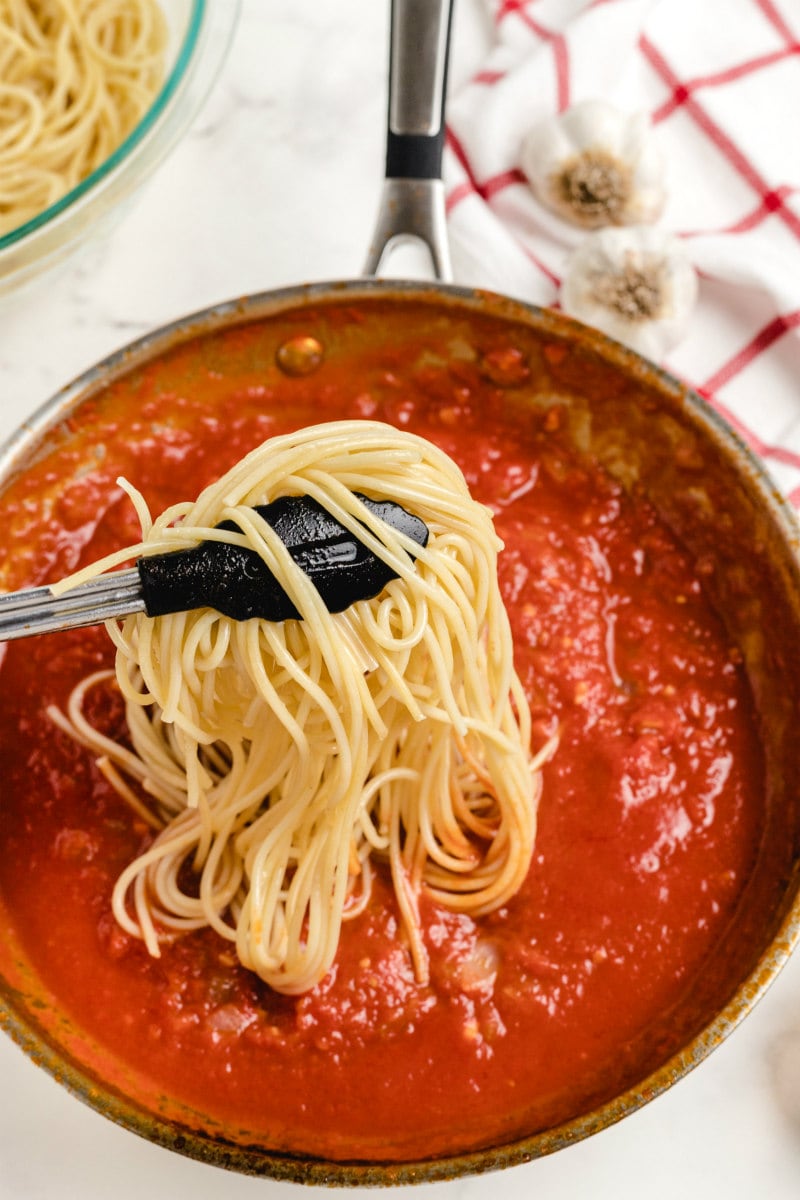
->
xmin=363 ymin=178 xmax=452 ymax=282
xmin=371 ymin=236 xmax=440 ymax=281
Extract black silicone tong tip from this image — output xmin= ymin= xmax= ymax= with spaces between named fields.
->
xmin=138 ymin=493 xmax=429 ymax=622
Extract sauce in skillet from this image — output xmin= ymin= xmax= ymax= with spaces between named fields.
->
xmin=0 ymin=302 xmax=765 ymax=1161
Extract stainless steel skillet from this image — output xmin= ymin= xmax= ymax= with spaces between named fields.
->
xmin=1 ymin=0 xmax=800 ymax=1186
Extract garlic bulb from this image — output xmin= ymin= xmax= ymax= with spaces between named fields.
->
xmin=560 ymin=226 xmax=697 ymax=361
xmin=520 ymin=100 xmax=665 ymax=231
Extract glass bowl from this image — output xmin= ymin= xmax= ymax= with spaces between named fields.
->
xmin=0 ymin=0 xmax=240 ymax=298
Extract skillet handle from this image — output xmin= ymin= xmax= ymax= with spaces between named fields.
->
xmin=364 ymin=0 xmax=455 ymax=281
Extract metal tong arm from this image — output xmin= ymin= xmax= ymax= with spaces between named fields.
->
xmin=0 ymin=568 xmax=145 ymax=640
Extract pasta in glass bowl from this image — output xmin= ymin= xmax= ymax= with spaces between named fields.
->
xmin=0 ymin=0 xmax=239 ymax=297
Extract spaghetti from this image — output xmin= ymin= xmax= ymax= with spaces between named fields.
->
xmin=0 ymin=0 xmax=167 ymax=237
xmin=49 ymin=420 xmax=550 ymax=995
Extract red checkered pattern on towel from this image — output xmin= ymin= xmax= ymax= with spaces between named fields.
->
xmin=444 ymin=0 xmax=800 ymax=500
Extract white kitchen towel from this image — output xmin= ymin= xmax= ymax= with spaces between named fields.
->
xmin=444 ymin=0 xmax=800 ymax=499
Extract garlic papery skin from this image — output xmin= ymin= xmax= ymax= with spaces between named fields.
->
xmin=520 ymin=100 xmax=666 ymax=231
xmin=560 ymin=227 xmax=698 ymax=361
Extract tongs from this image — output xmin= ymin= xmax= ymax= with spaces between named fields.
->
xmin=0 ymin=494 xmax=429 ymax=642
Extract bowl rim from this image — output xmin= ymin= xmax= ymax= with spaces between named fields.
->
xmin=1 ymin=277 xmax=800 ymax=1185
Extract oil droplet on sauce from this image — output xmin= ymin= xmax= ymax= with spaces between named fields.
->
xmin=276 ymin=336 xmax=325 ymax=377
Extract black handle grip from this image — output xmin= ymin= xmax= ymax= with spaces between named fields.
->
xmin=137 ymin=494 xmax=428 ymax=623
xmin=386 ymin=132 xmax=447 ymax=181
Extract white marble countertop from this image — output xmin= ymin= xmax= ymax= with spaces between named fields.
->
xmin=2 ymin=2 xmax=800 ymax=1197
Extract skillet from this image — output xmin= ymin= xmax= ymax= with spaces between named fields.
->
xmin=1 ymin=0 xmax=800 ymax=1184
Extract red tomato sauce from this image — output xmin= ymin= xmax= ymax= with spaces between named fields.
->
xmin=0 ymin=304 xmax=765 ymax=1162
